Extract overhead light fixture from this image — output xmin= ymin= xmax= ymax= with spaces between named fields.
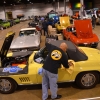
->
xmin=4 ymin=1 xmax=6 ymax=3
xmin=10 ymin=4 xmax=12 ymax=5
xmin=27 ymin=0 xmax=29 ymax=1
xmin=17 ymin=0 xmax=21 ymax=3
xmin=66 ymin=0 xmax=69 ymax=2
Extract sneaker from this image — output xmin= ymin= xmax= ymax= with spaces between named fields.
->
xmin=52 ymin=94 xmax=62 ymax=100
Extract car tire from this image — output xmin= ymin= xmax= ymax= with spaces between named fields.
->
xmin=0 ymin=78 xmax=17 ymax=94
xmin=91 ymin=43 xmax=98 ymax=48
xmin=75 ymin=72 xmax=99 ymax=89
xmin=0 ymin=27 xmax=3 ymax=30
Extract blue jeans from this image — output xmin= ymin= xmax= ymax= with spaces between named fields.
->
xmin=42 ymin=69 xmax=58 ymax=100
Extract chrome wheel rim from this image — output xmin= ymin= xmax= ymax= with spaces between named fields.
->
xmin=0 ymin=79 xmax=11 ymax=92
xmin=81 ymin=73 xmax=96 ymax=87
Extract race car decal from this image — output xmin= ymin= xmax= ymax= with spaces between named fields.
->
xmin=3 ymin=66 xmax=23 ymax=73
xmin=51 ymin=50 xmax=62 ymax=60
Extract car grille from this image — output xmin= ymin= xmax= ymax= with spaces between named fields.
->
xmin=19 ymin=77 xmax=30 ymax=82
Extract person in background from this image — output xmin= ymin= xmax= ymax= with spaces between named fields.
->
xmin=41 ymin=16 xmax=45 ymax=21
xmin=42 ymin=42 xmax=71 ymax=100
xmin=92 ymin=15 xmax=96 ymax=29
xmin=42 ymin=19 xmax=48 ymax=36
xmin=35 ymin=16 xmax=38 ymax=22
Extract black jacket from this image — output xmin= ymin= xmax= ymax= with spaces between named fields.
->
xmin=42 ymin=21 xmax=48 ymax=29
xmin=43 ymin=43 xmax=69 ymax=74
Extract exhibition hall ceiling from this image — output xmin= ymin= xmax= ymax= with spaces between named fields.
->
xmin=0 ymin=0 xmax=64 ymax=6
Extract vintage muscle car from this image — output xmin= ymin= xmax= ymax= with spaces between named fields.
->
xmin=0 ymin=20 xmax=11 ymax=30
xmin=28 ymin=21 xmax=42 ymax=32
xmin=63 ymin=19 xmax=99 ymax=48
xmin=14 ymin=18 xmax=20 ymax=24
xmin=20 ymin=17 xmax=28 ymax=22
xmin=0 ymin=32 xmax=100 ymax=94
xmin=71 ymin=12 xmax=80 ymax=19
xmin=8 ymin=19 xmax=16 ymax=26
xmin=48 ymin=16 xmax=59 ymax=26
xmin=28 ymin=21 xmax=38 ymax=27
xmin=10 ymin=28 xmax=41 ymax=51
xmin=55 ymin=16 xmax=70 ymax=32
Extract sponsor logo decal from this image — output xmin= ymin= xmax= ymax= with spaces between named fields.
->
xmin=3 ymin=66 xmax=23 ymax=73
xmin=51 ymin=50 xmax=62 ymax=60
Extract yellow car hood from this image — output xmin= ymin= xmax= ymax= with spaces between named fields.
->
xmin=55 ymin=17 xmax=70 ymax=31
xmin=60 ymin=16 xmax=70 ymax=27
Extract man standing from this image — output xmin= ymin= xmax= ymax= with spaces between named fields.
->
xmin=42 ymin=42 xmax=70 ymax=100
xmin=42 ymin=19 xmax=48 ymax=36
xmin=92 ymin=15 xmax=96 ymax=29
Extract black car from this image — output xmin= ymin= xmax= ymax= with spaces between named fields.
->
xmin=28 ymin=21 xmax=38 ymax=27
xmin=8 ymin=19 xmax=16 ymax=26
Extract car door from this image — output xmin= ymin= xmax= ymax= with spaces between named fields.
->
xmin=58 ymin=68 xmax=73 ymax=82
xmin=58 ymin=55 xmax=75 ymax=82
xmin=28 ymin=52 xmax=43 ymax=84
xmin=36 ymin=64 xmax=74 ymax=84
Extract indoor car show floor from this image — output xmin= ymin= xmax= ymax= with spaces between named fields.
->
xmin=0 ymin=20 xmax=100 ymax=100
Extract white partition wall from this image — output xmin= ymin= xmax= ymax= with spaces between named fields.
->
xmin=0 ymin=7 xmax=5 ymax=19
xmin=0 ymin=2 xmax=72 ymax=19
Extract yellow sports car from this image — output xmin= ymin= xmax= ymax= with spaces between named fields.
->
xmin=55 ymin=16 xmax=70 ymax=32
xmin=0 ymin=32 xmax=100 ymax=94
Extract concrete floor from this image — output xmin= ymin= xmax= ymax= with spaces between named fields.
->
xmin=0 ymin=21 xmax=100 ymax=100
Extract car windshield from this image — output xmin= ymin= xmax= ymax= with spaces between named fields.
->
xmin=19 ymin=30 xmax=38 ymax=36
xmin=34 ymin=40 xmax=88 ymax=64
xmin=34 ymin=46 xmax=48 ymax=64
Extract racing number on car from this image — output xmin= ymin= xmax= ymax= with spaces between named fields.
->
xmin=51 ymin=50 xmax=62 ymax=60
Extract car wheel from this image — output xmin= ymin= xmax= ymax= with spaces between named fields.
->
xmin=0 ymin=78 xmax=17 ymax=94
xmin=91 ymin=43 xmax=98 ymax=48
xmin=75 ymin=72 xmax=99 ymax=89
xmin=0 ymin=27 xmax=3 ymax=30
